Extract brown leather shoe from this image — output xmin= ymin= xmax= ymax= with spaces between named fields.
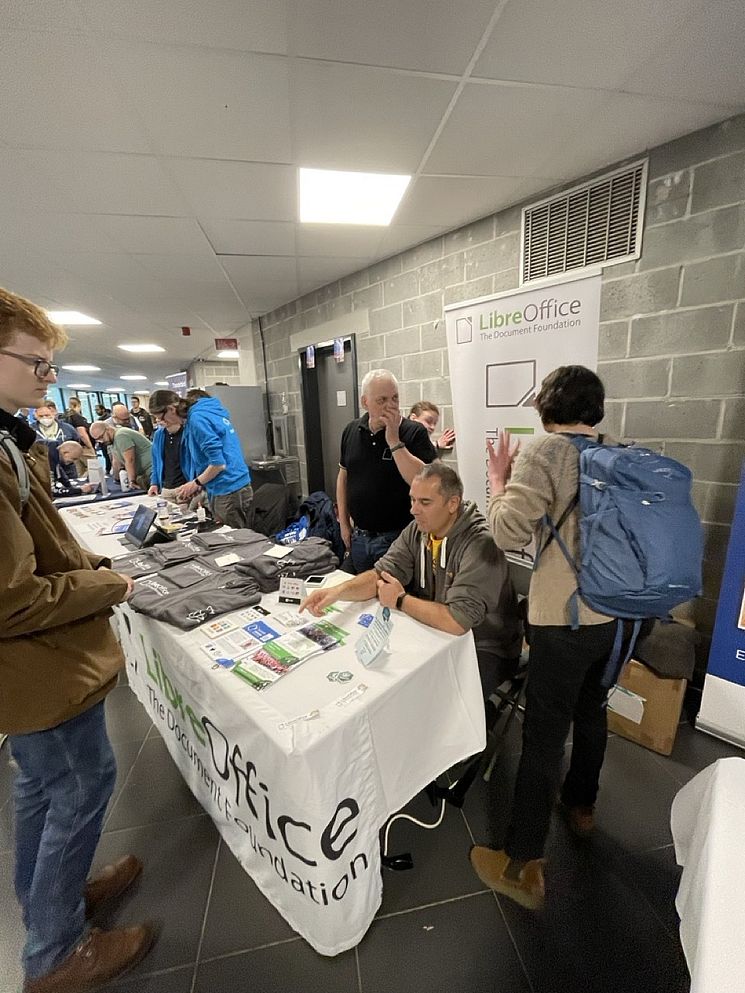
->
xmin=559 ymin=802 xmax=595 ymax=838
xmin=469 ymin=846 xmax=545 ymax=910
xmin=85 ymin=855 xmax=143 ymax=919
xmin=23 ymin=924 xmax=155 ymax=993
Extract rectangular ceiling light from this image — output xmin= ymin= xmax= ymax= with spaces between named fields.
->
xmin=118 ymin=344 xmax=166 ymax=353
xmin=46 ymin=310 xmax=102 ymax=326
xmin=216 ymin=349 xmax=240 ymax=360
xmin=61 ymin=364 xmax=101 ymax=372
xmin=120 ymin=374 xmax=147 ymax=380
xmin=299 ymin=167 xmax=410 ymax=225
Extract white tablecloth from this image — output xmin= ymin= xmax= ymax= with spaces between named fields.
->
xmin=60 ymin=502 xmax=485 ymax=955
xmin=671 ymin=756 xmax=745 ymax=993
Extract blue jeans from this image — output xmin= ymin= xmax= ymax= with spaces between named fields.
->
xmin=350 ymin=528 xmax=401 ymax=574
xmin=9 ymin=701 xmax=117 ymax=979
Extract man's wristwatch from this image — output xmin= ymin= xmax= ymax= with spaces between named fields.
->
xmin=389 ymin=441 xmax=406 ymax=454
xmin=395 ymin=592 xmax=408 ymax=611
xmin=193 ymin=477 xmax=203 ymax=489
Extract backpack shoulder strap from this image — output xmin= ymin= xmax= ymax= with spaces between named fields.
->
xmin=0 ymin=429 xmax=31 ymax=512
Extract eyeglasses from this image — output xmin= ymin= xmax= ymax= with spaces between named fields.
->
xmin=0 ymin=349 xmax=59 ymax=379
xmin=150 ymin=408 xmax=166 ymax=420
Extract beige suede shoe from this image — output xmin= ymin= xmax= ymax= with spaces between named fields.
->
xmin=469 ymin=846 xmax=545 ymax=910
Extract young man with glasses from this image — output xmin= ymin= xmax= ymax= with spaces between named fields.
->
xmin=0 ymin=287 xmax=154 ymax=992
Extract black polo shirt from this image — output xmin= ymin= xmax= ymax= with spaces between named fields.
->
xmin=339 ymin=413 xmax=434 ymax=533
xmin=162 ymin=427 xmax=187 ymax=489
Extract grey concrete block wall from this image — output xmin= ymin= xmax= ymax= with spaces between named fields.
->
xmin=254 ymin=111 xmax=745 ymax=646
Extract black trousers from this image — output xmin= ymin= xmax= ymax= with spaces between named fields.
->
xmin=504 ymin=621 xmax=618 ymax=862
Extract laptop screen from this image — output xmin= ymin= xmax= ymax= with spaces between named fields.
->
xmin=126 ymin=505 xmax=157 ymax=548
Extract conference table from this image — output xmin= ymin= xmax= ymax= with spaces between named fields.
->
xmin=60 ymin=498 xmax=485 ymax=956
xmin=671 ymin=756 xmax=745 ymax=993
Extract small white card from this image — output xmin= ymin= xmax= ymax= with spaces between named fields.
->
xmin=214 ymin=552 xmax=241 ymax=567
xmin=264 ymin=545 xmax=293 ymax=559
xmin=355 ymin=606 xmax=393 ymax=667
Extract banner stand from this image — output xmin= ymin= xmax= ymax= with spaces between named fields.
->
xmin=696 ymin=461 xmax=745 ymax=751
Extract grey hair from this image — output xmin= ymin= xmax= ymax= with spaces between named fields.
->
xmin=58 ymin=440 xmax=83 ymax=457
xmin=414 ymin=462 xmax=463 ymax=501
xmin=360 ymin=368 xmax=399 ymax=397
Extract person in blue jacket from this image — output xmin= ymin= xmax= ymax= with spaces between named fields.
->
xmin=148 ymin=388 xmax=253 ymax=528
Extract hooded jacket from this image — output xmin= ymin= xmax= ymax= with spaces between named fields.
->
xmin=182 ymin=397 xmax=251 ymax=496
xmin=376 ymin=501 xmax=522 ymax=661
xmin=0 ymin=410 xmax=129 ymax=734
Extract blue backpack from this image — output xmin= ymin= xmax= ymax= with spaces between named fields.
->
xmin=539 ymin=435 xmax=703 ymax=683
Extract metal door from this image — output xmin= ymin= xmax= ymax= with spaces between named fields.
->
xmin=299 ymin=337 xmax=358 ymax=497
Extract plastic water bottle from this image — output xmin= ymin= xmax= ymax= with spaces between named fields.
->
xmin=156 ymin=499 xmax=169 ymax=523
xmin=119 ymin=470 xmax=130 ymax=492
xmin=196 ymin=506 xmax=207 ymax=524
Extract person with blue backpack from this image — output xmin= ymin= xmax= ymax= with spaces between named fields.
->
xmin=470 ymin=365 xmax=702 ymax=911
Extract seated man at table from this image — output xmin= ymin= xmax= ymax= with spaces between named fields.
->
xmin=301 ymin=462 xmax=522 ymax=699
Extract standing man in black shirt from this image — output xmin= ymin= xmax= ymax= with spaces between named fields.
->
xmin=63 ymin=396 xmax=93 ymax=448
xmin=338 ymin=368 xmax=435 ymax=573
xmin=130 ymin=395 xmax=154 ymax=438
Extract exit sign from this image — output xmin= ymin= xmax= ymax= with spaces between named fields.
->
xmin=215 ymin=337 xmax=238 ymax=351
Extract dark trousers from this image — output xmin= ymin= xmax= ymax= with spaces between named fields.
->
xmin=348 ymin=528 xmax=400 ymax=574
xmin=505 ymin=621 xmax=618 ymax=862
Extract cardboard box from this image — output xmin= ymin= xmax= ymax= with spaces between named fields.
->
xmin=607 ymin=659 xmax=686 ymax=756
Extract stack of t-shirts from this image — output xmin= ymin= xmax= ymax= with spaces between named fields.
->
xmin=112 ymin=549 xmax=161 ymax=579
xmin=128 ymin=569 xmax=261 ymax=630
xmin=235 ymin=537 xmax=338 ymax=593
xmin=190 ymin=528 xmax=274 ymax=569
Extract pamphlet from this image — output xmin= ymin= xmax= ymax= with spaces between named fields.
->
xmin=355 ymin=606 xmax=393 ymax=667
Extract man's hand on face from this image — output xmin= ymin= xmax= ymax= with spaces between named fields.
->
xmin=376 ymin=570 xmax=404 ymax=609
xmin=299 ymin=589 xmax=338 ymax=617
xmin=379 ymin=408 xmax=402 ymax=448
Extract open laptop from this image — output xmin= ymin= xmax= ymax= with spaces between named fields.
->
xmin=117 ymin=504 xmax=157 ymax=549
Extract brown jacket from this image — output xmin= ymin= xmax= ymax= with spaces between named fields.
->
xmin=0 ymin=414 xmax=129 ymax=734
xmin=488 ymin=432 xmax=614 ymax=628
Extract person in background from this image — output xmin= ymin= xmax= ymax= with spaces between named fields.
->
xmin=89 ymin=421 xmax=152 ymax=491
xmin=147 ymin=408 xmax=205 ymax=511
xmin=409 ymin=400 xmax=456 ymax=457
xmin=49 ymin=442 xmax=96 ymax=496
xmin=62 ymin=396 xmax=93 ymax=449
xmin=337 ymin=370 xmax=435 ymax=573
xmin=148 ymin=389 xmax=253 ymax=527
xmin=33 ymin=403 xmax=78 ymax=446
xmin=16 ymin=407 xmax=29 ymax=423
xmin=93 ymin=404 xmax=110 ymax=421
xmin=470 ymin=365 xmax=635 ymax=913
xmin=129 ymin=395 xmax=154 ymax=439
xmin=57 ymin=439 xmax=97 ymax=479
xmin=0 ymin=286 xmax=153 ymax=992
xmin=107 ymin=403 xmax=143 ymax=434
xmin=301 ymin=462 xmax=522 ymax=699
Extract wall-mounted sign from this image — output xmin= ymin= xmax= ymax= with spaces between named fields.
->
xmin=166 ymin=371 xmax=188 ymax=397
xmin=215 ymin=337 xmax=238 ymax=351
xmin=334 ymin=337 xmax=345 ymax=363
xmin=306 ymin=345 xmax=315 ymax=369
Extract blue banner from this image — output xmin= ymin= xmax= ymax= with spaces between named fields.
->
xmin=707 ymin=462 xmax=745 ymax=688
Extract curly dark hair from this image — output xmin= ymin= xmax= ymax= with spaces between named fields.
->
xmin=534 ymin=365 xmax=605 ymax=427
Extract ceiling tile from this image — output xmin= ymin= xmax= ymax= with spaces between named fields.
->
xmin=105 ymin=42 xmax=292 ymax=160
xmin=0 ymin=149 xmax=79 ymax=211
xmin=289 ymin=0 xmax=495 ymax=74
xmin=0 ymin=32 xmax=149 ymax=153
xmin=219 ymin=255 xmax=299 ymax=305
xmin=1 ymin=212 xmax=121 ymax=254
xmin=26 ymin=151 xmax=191 ymax=215
xmin=474 ymin=0 xmax=695 ymax=90
xmin=99 ymin=216 xmax=217 ymax=256
xmin=425 ymin=82 xmax=607 ymax=177
xmin=295 ymin=225 xmax=385 ymax=258
xmin=201 ymin=219 xmax=295 ymax=256
xmin=1 ymin=0 xmax=84 ymax=32
xmin=393 ymin=175 xmax=526 ymax=228
xmin=292 ymin=60 xmax=457 ymax=172
xmin=169 ymin=159 xmax=296 ymax=220
xmin=77 ymin=0 xmax=288 ymax=53
xmin=544 ymin=93 xmax=742 ymax=182
xmin=627 ymin=1 xmax=745 ymax=105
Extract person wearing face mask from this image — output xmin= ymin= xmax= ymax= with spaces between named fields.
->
xmin=409 ymin=400 xmax=456 ymax=458
xmin=337 ymin=369 xmax=435 ymax=573
xmin=33 ymin=404 xmax=78 ymax=443
xmin=0 ymin=287 xmax=154 ymax=992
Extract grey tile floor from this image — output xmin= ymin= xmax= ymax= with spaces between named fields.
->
xmin=1 ymin=684 xmax=741 ymax=993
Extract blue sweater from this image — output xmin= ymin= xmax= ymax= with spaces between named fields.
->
xmin=181 ymin=397 xmax=251 ymax=496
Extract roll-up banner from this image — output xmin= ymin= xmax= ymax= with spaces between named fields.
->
xmin=444 ymin=270 xmax=602 ymax=511
xmin=697 ymin=462 xmax=745 ymax=750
